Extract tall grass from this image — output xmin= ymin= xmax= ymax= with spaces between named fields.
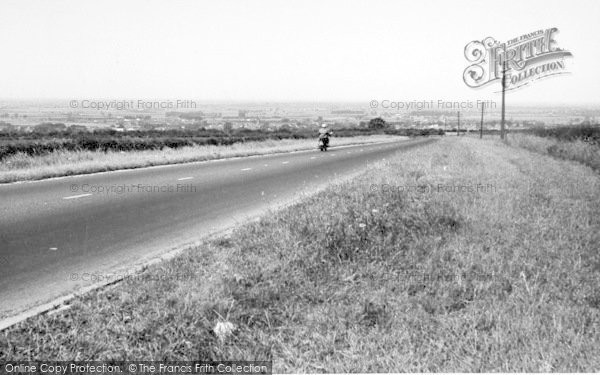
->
xmin=507 ymin=133 xmax=600 ymax=172
xmin=529 ymin=124 xmax=600 ymax=143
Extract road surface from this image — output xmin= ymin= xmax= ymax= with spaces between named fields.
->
xmin=0 ymin=138 xmax=435 ymax=318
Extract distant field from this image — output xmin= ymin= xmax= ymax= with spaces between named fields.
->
xmin=2 ymin=137 xmax=598 ymax=371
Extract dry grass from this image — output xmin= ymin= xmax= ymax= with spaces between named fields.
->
xmin=1 ymin=137 xmax=599 ymax=371
xmin=0 ymin=135 xmax=401 ymax=183
xmin=506 ymin=133 xmax=600 ymax=172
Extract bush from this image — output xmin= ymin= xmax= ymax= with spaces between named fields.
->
xmin=529 ymin=125 xmax=600 ymax=144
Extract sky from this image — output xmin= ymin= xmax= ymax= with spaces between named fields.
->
xmin=1 ymin=0 xmax=599 ymax=104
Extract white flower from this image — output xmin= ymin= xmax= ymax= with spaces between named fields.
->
xmin=214 ymin=321 xmax=236 ymax=341
xmin=358 ymin=223 xmax=366 ymax=228
xmin=372 ymin=209 xmax=379 ymax=213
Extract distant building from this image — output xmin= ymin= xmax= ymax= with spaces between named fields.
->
xmin=0 ymin=122 xmax=14 ymax=131
xmin=69 ymin=125 xmax=88 ymax=132
xmin=36 ymin=122 xmax=67 ymax=132
xmin=331 ymin=110 xmax=364 ymax=115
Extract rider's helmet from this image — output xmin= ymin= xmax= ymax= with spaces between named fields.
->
xmin=321 ymin=124 xmax=327 ymax=128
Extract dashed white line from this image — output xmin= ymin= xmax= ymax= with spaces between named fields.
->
xmin=62 ymin=193 xmax=92 ymax=200
xmin=310 ymin=156 xmax=316 ymax=159
xmin=241 ymin=168 xmax=252 ymax=171
xmin=49 ymin=247 xmax=57 ymax=251
xmin=282 ymin=161 xmax=289 ymax=164
xmin=177 ymin=177 xmax=194 ymax=181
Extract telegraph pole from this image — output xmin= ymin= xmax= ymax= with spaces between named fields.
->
xmin=500 ymin=49 xmax=507 ymax=140
xmin=480 ymin=101 xmax=484 ymax=139
xmin=457 ymin=111 xmax=460 ymax=136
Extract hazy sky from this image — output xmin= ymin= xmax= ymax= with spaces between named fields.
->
xmin=1 ymin=0 xmax=598 ymax=104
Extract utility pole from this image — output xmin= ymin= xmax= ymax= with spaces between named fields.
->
xmin=500 ymin=48 xmax=507 ymax=140
xmin=480 ymin=101 xmax=484 ymax=139
xmin=457 ymin=111 xmax=460 ymax=136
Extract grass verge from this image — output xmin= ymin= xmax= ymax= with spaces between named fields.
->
xmin=0 ymin=135 xmax=402 ymax=183
xmin=1 ymin=137 xmax=599 ymax=371
xmin=506 ymin=133 xmax=600 ymax=172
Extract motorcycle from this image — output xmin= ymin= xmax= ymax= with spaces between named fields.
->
xmin=318 ymin=134 xmax=330 ymax=151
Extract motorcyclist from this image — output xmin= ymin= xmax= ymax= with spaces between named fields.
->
xmin=318 ymin=124 xmax=332 ymax=150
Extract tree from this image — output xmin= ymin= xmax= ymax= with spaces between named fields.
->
xmin=368 ymin=117 xmax=387 ymax=129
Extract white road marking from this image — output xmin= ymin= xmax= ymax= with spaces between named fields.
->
xmin=177 ymin=177 xmax=194 ymax=181
xmin=62 ymin=193 xmax=92 ymax=200
xmin=241 ymin=168 xmax=252 ymax=171
xmin=49 ymin=247 xmax=57 ymax=251
xmin=264 ymin=164 xmax=269 ymax=167
xmin=360 ymin=149 xmax=364 ymax=151
xmin=282 ymin=161 xmax=289 ymax=164
xmin=310 ymin=156 xmax=316 ymax=159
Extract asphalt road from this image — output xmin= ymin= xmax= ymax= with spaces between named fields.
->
xmin=0 ymin=138 xmax=435 ymax=318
